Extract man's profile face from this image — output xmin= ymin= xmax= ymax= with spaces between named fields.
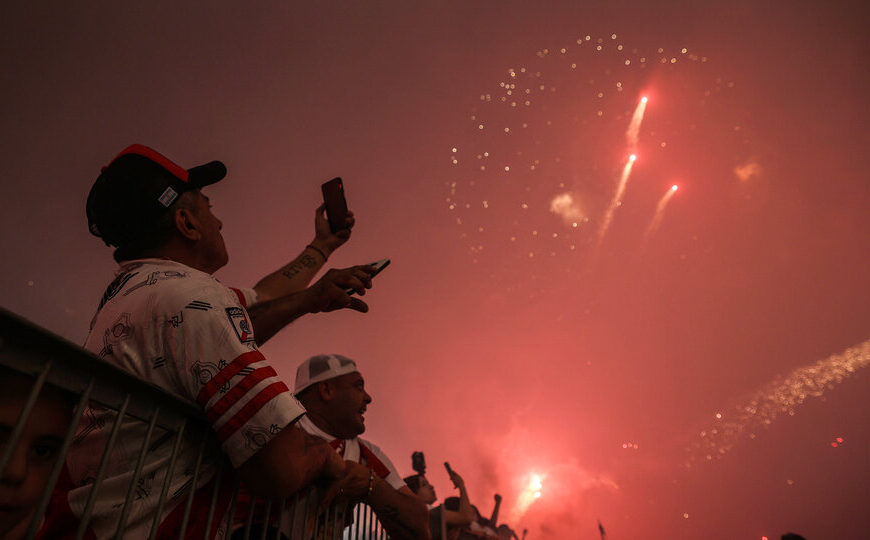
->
xmin=191 ymin=190 xmax=229 ymax=273
xmin=324 ymin=372 xmax=372 ymax=439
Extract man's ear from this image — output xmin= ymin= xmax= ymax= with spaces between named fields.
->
xmin=317 ymin=381 xmax=333 ymax=402
xmin=174 ymin=206 xmax=201 ymax=241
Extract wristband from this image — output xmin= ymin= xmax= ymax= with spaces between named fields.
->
xmin=364 ymin=470 xmax=375 ymax=500
xmin=306 ymin=244 xmax=328 ymax=261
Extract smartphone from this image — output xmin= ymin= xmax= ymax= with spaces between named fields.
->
xmin=412 ymin=451 xmax=426 ymax=474
xmin=321 ymin=177 xmax=349 ymax=233
xmin=345 ymin=258 xmax=390 ymax=296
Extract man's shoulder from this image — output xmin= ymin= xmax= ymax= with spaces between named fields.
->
xmin=117 ymin=260 xmax=232 ymax=309
xmin=357 ymin=437 xmax=397 ymax=466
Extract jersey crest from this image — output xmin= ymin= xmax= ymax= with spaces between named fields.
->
xmin=225 ymin=307 xmax=255 ymax=343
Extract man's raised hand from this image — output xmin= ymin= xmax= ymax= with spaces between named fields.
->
xmin=305 ymin=265 xmax=375 ymax=313
xmin=311 ymin=204 xmax=355 ymax=257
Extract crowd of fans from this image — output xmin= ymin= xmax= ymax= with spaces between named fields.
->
xmin=0 ymin=144 xmax=522 ymax=539
xmin=404 ymin=456 xmax=521 ymax=540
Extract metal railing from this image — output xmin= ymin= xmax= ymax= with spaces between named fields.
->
xmin=0 ymin=308 xmax=388 ymax=539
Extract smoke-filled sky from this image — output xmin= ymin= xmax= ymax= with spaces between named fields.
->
xmin=2 ymin=2 xmax=868 ymax=538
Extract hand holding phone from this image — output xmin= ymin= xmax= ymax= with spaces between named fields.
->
xmin=321 ymin=177 xmax=350 ymax=233
xmin=345 ymin=258 xmax=390 ymax=296
xmin=444 ymin=462 xmax=464 ymax=489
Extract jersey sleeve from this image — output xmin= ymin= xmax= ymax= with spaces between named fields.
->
xmin=361 ymin=440 xmax=407 ymax=491
xmin=160 ymin=280 xmax=304 ymax=467
xmin=226 ymin=286 xmax=257 ymax=309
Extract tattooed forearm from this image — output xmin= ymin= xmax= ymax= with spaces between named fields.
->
xmin=281 ymin=254 xmax=318 ymax=280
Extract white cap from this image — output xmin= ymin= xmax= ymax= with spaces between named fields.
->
xmin=294 ymin=354 xmax=359 ymax=394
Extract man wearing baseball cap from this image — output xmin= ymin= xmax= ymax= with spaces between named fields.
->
xmin=293 ymin=354 xmax=430 ymax=539
xmin=63 ymin=144 xmax=376 ymax=538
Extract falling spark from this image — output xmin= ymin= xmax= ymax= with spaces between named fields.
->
xmin=625 ymin=96 xmax=648 ymax=147
xmin=644 ymin=184 xmax=679 ymax=239
xmin=685 ymin=339 xmax=870 ymax=467
xmin=597 ymin=154 xmax=637 ymax=244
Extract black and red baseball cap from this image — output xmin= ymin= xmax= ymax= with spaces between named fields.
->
xmin=86 ymin=144 xmax=226 ymax=248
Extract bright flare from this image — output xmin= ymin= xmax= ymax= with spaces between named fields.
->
xmin=626 ymin=96 xmax=648 ymax=147
xmin=513 ymin=472 xmax=546 ymax=520
xmin=644 ymin=184 xmax=679 ymax=239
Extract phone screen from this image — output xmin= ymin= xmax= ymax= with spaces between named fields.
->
xmin=321 ymin=177 xmax=349 ymax=233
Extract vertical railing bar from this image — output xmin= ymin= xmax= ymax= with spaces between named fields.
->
xmin=202 ymin=463 xmax=224 ymax=540
xmin=272 ymin=498 xmax=285 ymax=540
xmin=223 ymin=479 xmax=241 ymax=537
xmin=259 ymin=499 xmax=272 ymax=540
xmin=0 ymin=361 xmax=52 ymax=478
xmin=301 ymin=491 xmax=311 ymax=539
xmin=362 ymin=505 xmax=372 ymax=538
xmin=75 ymin=393 xmax=132 ymax=540
xmin=114 ymin=405 xmax=161 ymax=539
xmin=325 ymin=499 xmax=333 ymax=540
xmin=148 ymin=419 xmax=187 ymax=540
xmin=286 ymin=492 xmax=298 ymax=538
xmin=354 ymin=503 xmax=361 ymax=540
xmin=313 ymin=491 xmax=322 ymax=539
xmin=176 ymin=432 xmax=208 ymax=540
xmin=24 ymin=377 xmax=94 ymax=540
xmin=242 ymin=496 xmax=257 ymax=540
xmin=333 ymin=501 xmax=341 ymax=540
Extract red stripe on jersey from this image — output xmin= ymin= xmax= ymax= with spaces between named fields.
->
xmin=216 ymin=381 xmax=289 ymax=442
xmin=229 ymin=287 xmax=247 ymax=307
xmin=196 ymin=350 xmax=265 ymax=406
xmin=205 ymin=366 xmax=278 ymax=423
xmin=359 ymin=442 xmax=391 ymax=479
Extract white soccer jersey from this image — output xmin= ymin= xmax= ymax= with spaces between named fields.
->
xmin=296 ymin=415 xmax=406 ymax=491
xmin=60 ymin=258 xmax=304 ymax=539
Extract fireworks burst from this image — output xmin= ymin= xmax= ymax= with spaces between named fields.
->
xmin=445 ymin=33 xmax=748 ymax=292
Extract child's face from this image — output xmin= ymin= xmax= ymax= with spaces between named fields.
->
xmin=0 ymin=377 xmax=71 ymax=535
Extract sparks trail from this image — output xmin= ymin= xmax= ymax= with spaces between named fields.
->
xmin=644 ymin=184 xmax=678 ymax=239
xmin=685 ymin=339 xmax=870 ymax=468
xmin=596 ymin=154 xmax=637 ymax=246
xmin=626 ymin=96 xmax=648 ymax=148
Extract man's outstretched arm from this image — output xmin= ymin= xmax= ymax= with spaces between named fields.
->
xmin=253 ymin=205 xmax=354 ymax=303
xmin=237 ymin=423 xmax=346 ymax=499
xmin=247 ymin=265 xmax=374 ymax=345
xmin=321 ymin=461 xmax=431 ymax=540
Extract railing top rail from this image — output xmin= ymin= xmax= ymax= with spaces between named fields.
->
xmin=0 ymin=307 xmax=208 ymax=431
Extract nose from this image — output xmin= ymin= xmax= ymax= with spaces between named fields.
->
xmin=363 ymin=391 xmax=372 ymax=405
xmin=0 ymin=445 xmax=28 ymax=485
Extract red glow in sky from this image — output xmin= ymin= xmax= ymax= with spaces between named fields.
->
xmin=1 ymin=2 xmax=868 ymax=539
